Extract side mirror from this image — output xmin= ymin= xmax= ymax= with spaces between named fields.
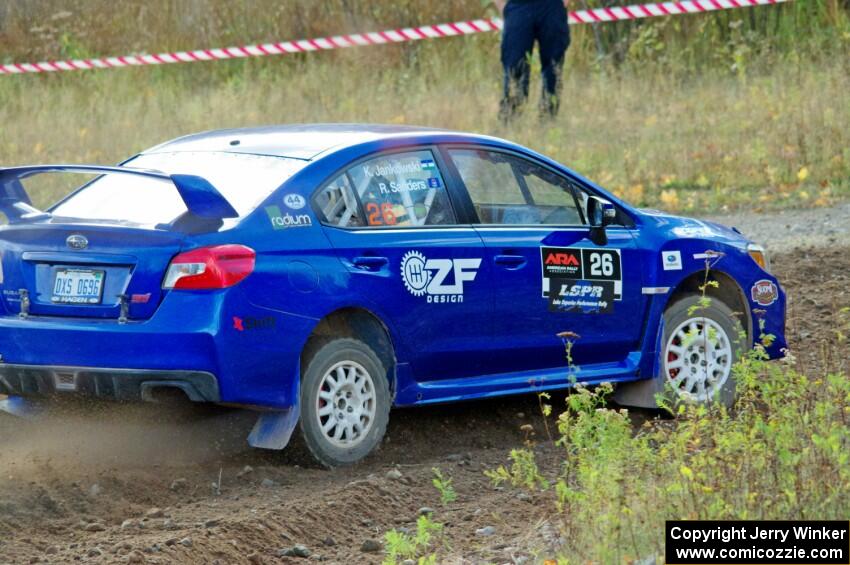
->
xmin=587 ymin=196 xmax=614 ymax=245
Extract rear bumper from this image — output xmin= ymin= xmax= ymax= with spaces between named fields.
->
xmin=0 ymin=288 xmax=313 ymax=409
xmin=0 ymin=363 xmax=219 ymax=402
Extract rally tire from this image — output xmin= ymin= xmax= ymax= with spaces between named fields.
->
xmin=662 ymin=294 xmax=745 ymax=408
xmin=299 ymin=338 xmax=390 ymax=468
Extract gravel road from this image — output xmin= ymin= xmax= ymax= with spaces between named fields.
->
xmin=0 ymin=204 xmax=847 ymax=564
xmin=703 ymin=201 xmax=850 ymax=251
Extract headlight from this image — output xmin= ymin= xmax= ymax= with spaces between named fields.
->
xmin=747 ymin=243 xmax=770 ymax=272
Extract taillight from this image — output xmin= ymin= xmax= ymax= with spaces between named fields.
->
xmin=163 ymin=245 xmax=256 ymax=290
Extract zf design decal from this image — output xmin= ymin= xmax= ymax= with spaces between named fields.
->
xmin=401 ymin=250 xmax=481 ymax=304
xmin=751 ymin=279 xmax=778 ymax=306
xmin=541 ymin=247 xmax=622 ymax=314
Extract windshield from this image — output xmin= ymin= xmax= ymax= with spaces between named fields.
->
xmin=50 ymin=151 xmax=307 ymax=225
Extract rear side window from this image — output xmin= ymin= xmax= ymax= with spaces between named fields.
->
xmin=314 ymin=173 xmax=365 ymax=227
xmin=448 ymin=149 xmax=585 ymax=226
xmin=316 ymin=150 xmax=456 ymax=228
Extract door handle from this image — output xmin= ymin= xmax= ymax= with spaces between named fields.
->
xmin=494 ymin=254 xmax=527 ymax=269
xmin=352 ymin=256 xmax=389 ymax=270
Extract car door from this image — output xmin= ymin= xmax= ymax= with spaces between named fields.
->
xmin=315 ymin=147 xmax=496 ymax=382
xmin=441 ymin=146 xmax=648 ymax=376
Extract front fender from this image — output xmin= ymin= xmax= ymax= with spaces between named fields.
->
xmin=634 ymin=238 xmax=786 ymax=384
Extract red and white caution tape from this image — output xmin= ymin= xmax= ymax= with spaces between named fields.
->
xmin=0 ymin=0 xmax=788 ymax=76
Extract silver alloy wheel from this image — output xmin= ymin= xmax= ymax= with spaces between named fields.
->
xmin=316 ymin=360 xmax=377 ymax=448
xmin=663 ymin=317 xmax=733 ymax=402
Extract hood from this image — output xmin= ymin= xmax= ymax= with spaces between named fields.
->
xmin=638 ymin=209 xmax=749 ymax=244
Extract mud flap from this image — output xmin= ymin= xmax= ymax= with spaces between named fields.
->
xmin=247 ymin=405 xmax=300 ymax=450
xmin=613 ymin=319 xmax=666 ymax=409
xmin=0 ymin=395 xmax=42 ymax=419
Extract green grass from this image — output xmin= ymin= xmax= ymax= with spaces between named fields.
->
xmin=1 ymin=1 xmax=848 ymax=212
xmin=2 ymin=0 xmax=847 ymax=68
xmin=486 ymin=351 xmax=850 ymax=562
xmin=1 ymin=40 xmax=848 ymax=213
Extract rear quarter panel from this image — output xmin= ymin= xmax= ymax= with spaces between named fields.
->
xmin=196 ymin=157 xmax=412 ymax=408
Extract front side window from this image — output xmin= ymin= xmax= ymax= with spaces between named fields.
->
xmin=448 ymin=148 xmax=585 ymax=226
xmin=316 ymin=150 xmax=456 ymax=228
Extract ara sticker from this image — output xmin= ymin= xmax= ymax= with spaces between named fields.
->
xmin=662 ymin=250 xmax=683 ymax=271
xmin=265 ymin=205 xmax=312 ymax=230
xmin=750 ymin=279 xmax=778 ymax=306
xmin=541 ymin=247 xmax=622 ymax=312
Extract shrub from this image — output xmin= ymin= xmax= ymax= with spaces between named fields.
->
xmin=489 ymin=351 xmax=850 ymax=562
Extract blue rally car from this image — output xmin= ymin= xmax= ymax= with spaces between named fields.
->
xmin=0 ymin=125 xmax=786 ymax=466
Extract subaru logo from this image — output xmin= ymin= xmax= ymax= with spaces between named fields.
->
xmin=66 ymin=235 xmax=88 ymax=250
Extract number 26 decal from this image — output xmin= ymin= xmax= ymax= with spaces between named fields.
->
xmin=366 ymin=202 xmax=398 ymax=226
xmin=588 ymin=252 xmax=614 ymax=277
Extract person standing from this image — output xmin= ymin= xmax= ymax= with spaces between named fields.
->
xmin=494 ymin=0 xmax=571 ymax=122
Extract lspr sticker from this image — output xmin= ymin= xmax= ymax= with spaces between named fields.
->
xmin=549 ymin=278 xmax=615 ymax=314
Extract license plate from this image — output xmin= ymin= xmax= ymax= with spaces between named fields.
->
xmin=52 ymin=269 xmax=105 ymax=304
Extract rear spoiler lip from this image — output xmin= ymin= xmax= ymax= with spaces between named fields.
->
xmin=0 ymin=164 xmax=239 ymax=221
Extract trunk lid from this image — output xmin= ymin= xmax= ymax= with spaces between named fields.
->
xmin=0 ymin=220 xmax=183 ymax=321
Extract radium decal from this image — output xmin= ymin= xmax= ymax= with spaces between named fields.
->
xmin=401 ymin=250 xmax=481 ymax=304
xmin=541 ymin=247 xmax=622 ymax=313
xmin=265 ymin=205 xmax=312 ymax=229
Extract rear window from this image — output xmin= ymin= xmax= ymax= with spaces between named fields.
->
xmin=50 ymin=151 xmax=306 ymax=225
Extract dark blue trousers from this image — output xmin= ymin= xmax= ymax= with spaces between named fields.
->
xmin=500 ymin=0 xmax=571 ymax=120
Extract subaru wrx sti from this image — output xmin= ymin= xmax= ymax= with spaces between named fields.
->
xmin=0 ymin=125 xmax=786 ymax=466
